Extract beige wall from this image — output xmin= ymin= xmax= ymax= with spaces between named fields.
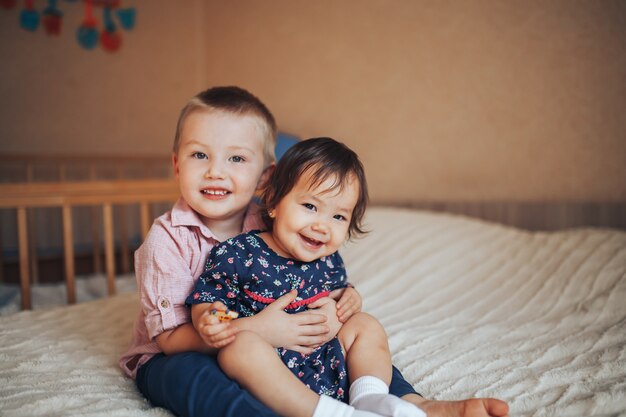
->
xmin=204 ymin=0 xmax=626 ymax=202
xmin=1 ymin=1 xmax=625 ymax=203
xmin=0 ymin=1 xmax=206 ymax=155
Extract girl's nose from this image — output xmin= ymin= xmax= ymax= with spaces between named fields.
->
xmin=312 ymin=221 xmax=329 ymax=234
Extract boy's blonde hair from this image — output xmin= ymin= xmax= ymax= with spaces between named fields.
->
xmin=173 ymin=86 xmax=277 ymax=166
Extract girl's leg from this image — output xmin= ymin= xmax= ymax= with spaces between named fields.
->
xmin=338 ymin=312 xmax=393 ymax=384
xmin=340 ymin=317 xmax=510 ymax=417
xmin=218 ymin=330 xmax=382 ymax=417
xmin=338 ymin=313 xmax=425 ymax=417
xmin=135 ymin=352 xmax=280 ymax=417
xmin=217 ymin=331 xmax=317 ymax=417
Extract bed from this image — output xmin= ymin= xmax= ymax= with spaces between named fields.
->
xmin=1 ymin=183 xmax=625 ymax=416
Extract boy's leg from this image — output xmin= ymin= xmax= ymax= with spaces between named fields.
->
xmin=218 ymin=330 xmax=381 ymax=417
xmin=400 ymin=396 xmax=510 ymax=417
xmin=390 ymin=366 xmax=421 ymax=398
xmin=136 ymin=352 xmax=280 ymax=417
xmin=339 ymin=313 xmax=425 ymax=417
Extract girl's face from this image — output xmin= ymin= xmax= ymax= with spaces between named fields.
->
xmin=267 ymin=170 xmax=359 ymax=263
xmin=173 ymin=110 xmax=270 ymax=232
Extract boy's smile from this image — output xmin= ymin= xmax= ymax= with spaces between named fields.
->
xmin=173 ymin=109 xmax=270 ymax=238
xmin=201 ymin=187 xmax=231 ymax=198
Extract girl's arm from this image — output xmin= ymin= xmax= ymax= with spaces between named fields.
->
xmin=232 ymin=290 xmax=331 ymax=355
xmin=189 ymin=289 xmax=332 ymax=355
xmin=189 ymin=301 xmax=240 ymax=350
xmin=307 ymin=296 xmax=343 ymax=343
xmin=189 ymin=242 xmax=333 ymax=355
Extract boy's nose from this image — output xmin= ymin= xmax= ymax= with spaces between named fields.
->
xmin=205 ymin=163 xmax=225 ymax=179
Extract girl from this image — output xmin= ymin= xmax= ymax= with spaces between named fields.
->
xmin=187 ymin=137 xmax=426 ymax=417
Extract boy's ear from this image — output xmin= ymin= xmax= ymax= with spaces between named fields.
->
xmin=171 ymin=153 xmax=180 ymax=177
xmin=257 ymin=163 xmax=275 ymax=191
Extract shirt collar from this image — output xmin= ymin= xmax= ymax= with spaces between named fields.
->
xmin=170 ymin=197 xmax=265 ymax=241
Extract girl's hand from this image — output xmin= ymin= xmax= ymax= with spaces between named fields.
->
xmin=252 ymin=290 xmax=330 ymax=355
xmin=330 ymin=286 xmax=362 ymax=322
xmin=193 ymin=301 xmax=239 ymax=349
xmin=308 ymin=296 xmax=342 ymax=344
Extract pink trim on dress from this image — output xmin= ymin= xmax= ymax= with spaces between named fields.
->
xmin=243 ymin=288 xmax=331 ymax=310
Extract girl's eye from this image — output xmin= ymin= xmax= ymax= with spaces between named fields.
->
xmin=303 ymin=203 xmax=316 ymax=211
xmin=229 ymin=155 xmax=245 ymax=163
xmin=192 ymin=152 xmax=207 ymax=160
xmin=334 ymin=214 xmax=347 ymax=221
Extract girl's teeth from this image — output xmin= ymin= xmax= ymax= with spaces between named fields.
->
xmin=304 ymin=236 xmax=321 ymax=245
xmin=203 ymin=190 xmax=228 ymax=195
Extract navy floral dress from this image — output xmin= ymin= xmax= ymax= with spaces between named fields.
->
xmin=187 ymin=231 xmax=349 ymax=400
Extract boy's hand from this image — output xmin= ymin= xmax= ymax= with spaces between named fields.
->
xmin=330 ymin=286 xmax=362 ymax=322
xmin=308 ymin=296 xmax=342 ymax=344
xmin=194 ymin=301 xmax=239 ymax=349
xmin=253 ymin=290 xmax=329 ymax=355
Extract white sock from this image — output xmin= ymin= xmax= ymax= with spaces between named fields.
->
xmin=349 ymin=376 xmax=426 ymax=417
xmin=312 ymin=394 xmax=383 ymax=417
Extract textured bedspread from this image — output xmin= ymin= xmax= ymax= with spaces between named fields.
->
xmin=1 ymin=207 xmax=625 ymax=416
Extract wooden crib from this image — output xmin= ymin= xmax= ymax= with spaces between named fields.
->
xmin=0 ymin=153 xmax=176 ymax=310
xmin=0 ymin=179 xmax=179 ymax=310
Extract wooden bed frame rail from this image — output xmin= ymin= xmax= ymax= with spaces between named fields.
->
xmin=0 ymin=153 xmax=171 ymax=182
xmin=0 ymin=179 xmax=179 ymax=310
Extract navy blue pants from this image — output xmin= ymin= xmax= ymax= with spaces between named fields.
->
xmin=137 ymin=352 xmax=419 ymax=417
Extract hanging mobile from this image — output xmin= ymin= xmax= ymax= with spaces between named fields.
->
xmin=100 ymin=3 xmax=122 ymax=52
xmin=76 ymin=0 xmax=99 ymax=50
xmin=19 ymin=0 xmax=39 ymax=31
xmin=42 ymin=0 xmax=63 ymax=36
xmin=115 ymin=5 xmax=135 ymax=31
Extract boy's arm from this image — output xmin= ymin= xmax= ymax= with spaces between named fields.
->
xmin=329 ymin=252 xmax=362 ymax=322
xmin=330 ymin=286 xmax=362 ymax=322
xmin=136 ymin=221 xmax=216 ymax=355
xmin=155 ymin=322 xmax=217 ymax=355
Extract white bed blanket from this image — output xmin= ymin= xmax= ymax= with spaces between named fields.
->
xmin=1 ymin=207 xmax=625 ymax=417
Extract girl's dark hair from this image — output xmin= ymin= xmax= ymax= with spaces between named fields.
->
xmin=260 ymin=137 xmax=369 ymax=239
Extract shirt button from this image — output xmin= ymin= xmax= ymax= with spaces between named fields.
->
xmin=160 ymin=299 xmax=170 ymax=309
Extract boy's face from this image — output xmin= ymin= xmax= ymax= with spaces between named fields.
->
xmin=268 ymin=170 xmax=359 ymax=263
xmin=173 ymin=110 xmax=270 ymax=231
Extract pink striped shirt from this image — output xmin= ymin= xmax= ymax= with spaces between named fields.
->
xmin=118 ymin=198 xmax=264 ymax=378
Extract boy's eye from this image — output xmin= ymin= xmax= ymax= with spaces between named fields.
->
xmin=303 ymin=203 xmax=316 ymax=211
xmin=192 ymin=152 xmax=207 ymax=160
xmin=229 ymin=155 xmax=245 ymax=163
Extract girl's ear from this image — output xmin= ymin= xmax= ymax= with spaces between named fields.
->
xmin=256 ymin=163 xmax=275 ymax=191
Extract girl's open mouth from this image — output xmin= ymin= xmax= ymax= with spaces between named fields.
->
xmin=300 ymin=234 xmax=323 ymax=249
